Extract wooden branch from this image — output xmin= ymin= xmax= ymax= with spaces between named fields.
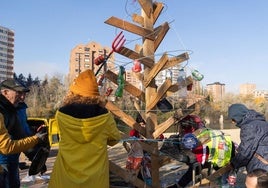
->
xmin=154 ymin=97 xmax=207 ymax=138
xmin=153 ymin=2 xmax=164 ymax=24
xmin=143 ymin=53 xmax=169 ymax=87
xmin=105 ymin=70 xmax=145 ymax=102
xmin=118 ymin=47 xmax=154 ymax=68
xmin=105 ymin=16 xmax=155 ymax=40
xmin=109 ymin=161 xmax=151 ymax=188
xmin=105 ymin=101 xmax=146 ymax=136
xmin=167 ymin=76 xmax=193 ymax=94
xmin=132 ymin=13 xmax=144 ymax=26
xmin=154 ymin=116 xmax=176 ymax=138
xmin=146 ymin=79 xmax=172 ymax=111
xmin=162 ymin=52 xmax=189 ymax=70
xmin=154 ymin=22 xmax=170 ymax=51
xmin=138 ymin=0 xmax=153 ymax=18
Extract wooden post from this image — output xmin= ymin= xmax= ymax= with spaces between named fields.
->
xmin=104 ymin=1 xmax=195 ymax=187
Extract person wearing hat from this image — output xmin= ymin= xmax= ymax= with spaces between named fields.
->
xmin=48 ymin=69 xmax=121 ymax=188
xmin=0 ymin=78 xmax=46 ymax=188
xmin=228 ymin=104 xmax=268 ymax=175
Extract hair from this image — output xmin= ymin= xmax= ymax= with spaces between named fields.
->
xmin=248 ymin=169 xmax=267 ymax=178
xmin=61 ymin=92 xmax=107 ymax=107
xmin=258 ymin=172 xmax=268 ymax=188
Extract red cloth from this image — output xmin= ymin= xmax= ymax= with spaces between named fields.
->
xmin=192 ymin=145 xmax=209 ymax=164
xmin=129 ymin=129 xmax=140 ymax=138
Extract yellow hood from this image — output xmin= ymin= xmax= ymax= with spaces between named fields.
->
xmin=49 ymin=111 xmax=121 ymax=188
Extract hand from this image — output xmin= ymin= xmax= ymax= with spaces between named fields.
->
xmin=35 ymin=132 xmax=47 ymax=142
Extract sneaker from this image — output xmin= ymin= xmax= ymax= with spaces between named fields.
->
xmin=21 ymin=175 xmax=36 ymax=183
xmin=35 ymin=174 xmax=50 ymax=180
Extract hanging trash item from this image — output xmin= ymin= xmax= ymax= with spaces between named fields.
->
xmin=165 ymin=69 xmax=172 ymax=79
xmin=115 ymin=66 xmax=125 ymax=97
xmin=94 ymin=55 xmax=105 ymax=65
xmin=191 ymin=69 xmax=204 ymax=81
xmin=177 ymin=69 xmax=187 ymax=98
xmin=97 ymin=74 xmax=105 ymax=86
xmin=132 ymin=59 xmax=142 ymax=72
xmin=156 ymin=98 xmax=173 ymax=113
xmin=187 ymin=83 xmax=193 ymax=91
xmin=94 ymin=31 xmax=126 ymax=76
xmin=105 ymin=87 xmax=113 ymax=96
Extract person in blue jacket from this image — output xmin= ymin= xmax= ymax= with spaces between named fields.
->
xmin=228 ymin=103 xmax=268 ymax=173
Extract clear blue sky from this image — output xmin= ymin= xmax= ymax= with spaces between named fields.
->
xmin=2 ymin=0 xmax=268 ymax=93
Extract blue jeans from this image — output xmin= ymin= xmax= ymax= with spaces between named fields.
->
xmin=0 ymin=163 xmax=20 ymax=188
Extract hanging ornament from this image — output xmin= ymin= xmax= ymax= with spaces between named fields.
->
xmin=187 ymin=83 xmax=193 ymax=91
xmin=97 ymin=74 xmax=105 ymax=86
xmin=177 ymin=69 xmax=187 ymax=98
xmin=191 ymin=69 xmax=204 ymax=81
xmin=115 ymin=66 xmax=125 ymax=97
xmin=94 ymin=55 xmax=105 ymax=65
xmin=105 ymin=87 xmax=113 ymax=96
xmin=132 ymin=59 xmax=142 ymax=72
xmin=165 ymin=69 xmax=172 ymax=79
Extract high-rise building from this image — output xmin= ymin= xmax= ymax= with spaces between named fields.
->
xmin=206 ymin=82 xmax=225 ymax=101
xmin=68 ymin=41 xmax=114 ymax=83
xmin=0 ymin=26 xmax=14 ymax=81
xmin=239 ymin=83 xmax=256 ymax=95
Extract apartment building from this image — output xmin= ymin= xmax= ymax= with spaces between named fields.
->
xmin=239 ymin=83 xmax=256 ymax=95
xmin=206 ymin=82 xmax=225 ymax=102
xmin=68 ymin=41 xmax=115 ymax=83
xmin=0 ymin=26 xmax=14 ymax=81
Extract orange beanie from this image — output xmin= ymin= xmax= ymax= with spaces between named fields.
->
xmin=69 ymin=69 xmax=100 ymax=97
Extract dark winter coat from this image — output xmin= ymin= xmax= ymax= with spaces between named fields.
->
xmin=228 ymin=103 xmax=268 ymax=173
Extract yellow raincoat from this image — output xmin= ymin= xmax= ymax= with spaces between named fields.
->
xmin=48 ymin=110 xmax=121 ymax=188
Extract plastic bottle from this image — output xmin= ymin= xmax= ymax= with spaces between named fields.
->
xmin=227 ymin=170 xmax=237 ymax=187
xmin=177 ymin=69 xmax=187 ymax=98
xmin=115 ymin=66 xmax=125 ymax=97
xmin=191 ymin=69 xmax=204 ymax=81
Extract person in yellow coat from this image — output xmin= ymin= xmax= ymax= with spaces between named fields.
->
xmin=48 ymin=70 xmax=121 ymax=188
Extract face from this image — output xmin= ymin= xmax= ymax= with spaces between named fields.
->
xmin=1 ymin=89 xmax=24 ymax=107
xmin=245 ymin=176 xmax=257 ymax=188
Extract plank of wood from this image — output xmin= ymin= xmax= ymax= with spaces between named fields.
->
xmin=104 ymin=70 xmax=145 ymax=102
xmin=138 ymin=0 xmax=153 ymax=18
xmin=153 ymin=2 xmax=164 ymax=24
xmin=167 ymin=76 xmax=193 ymax=93
xmin=105 ymin=101 xmax=146 ymax=136
xmin=143 ymin=53 xmax=169 ymax=87
xmin=132 ymin=13 xmax=144 ymax=26
xmin=104 ymin=16 xmax=155 ymax=40
xmin=163 ymin=52 xmax=189 ymax=70
xmin=146 ymin=79 xmax=172 ymax=111
xmin=206 ymin=163 xmax=233 ymax=181
xmin=118 ymin=47 xmax=154 ymax=68
xmin=109 ymin=161 xmax=151 ymax=188
xmin=154 ymin=116 xmax=176 ymax=139
xmin=154 ymin=22 xmax=170 ymax=51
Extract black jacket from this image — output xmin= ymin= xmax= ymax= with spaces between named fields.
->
xmin=228 ymin=104 xmax=268 ymax=173
xmin=0 ymin=94 xmax=26 ymax=139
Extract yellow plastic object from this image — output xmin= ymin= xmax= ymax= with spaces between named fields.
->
xmin=48 ymin=118 xmax=60 ymax=146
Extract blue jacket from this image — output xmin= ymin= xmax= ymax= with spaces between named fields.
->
xmin=228 ymin=103 xmax=268 ymax=173
xmin=17 ymin=102 xmax=32 ymax=136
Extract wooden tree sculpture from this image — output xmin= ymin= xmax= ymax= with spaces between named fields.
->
xmin=103 ymin=1 xmax=202 ymax=187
